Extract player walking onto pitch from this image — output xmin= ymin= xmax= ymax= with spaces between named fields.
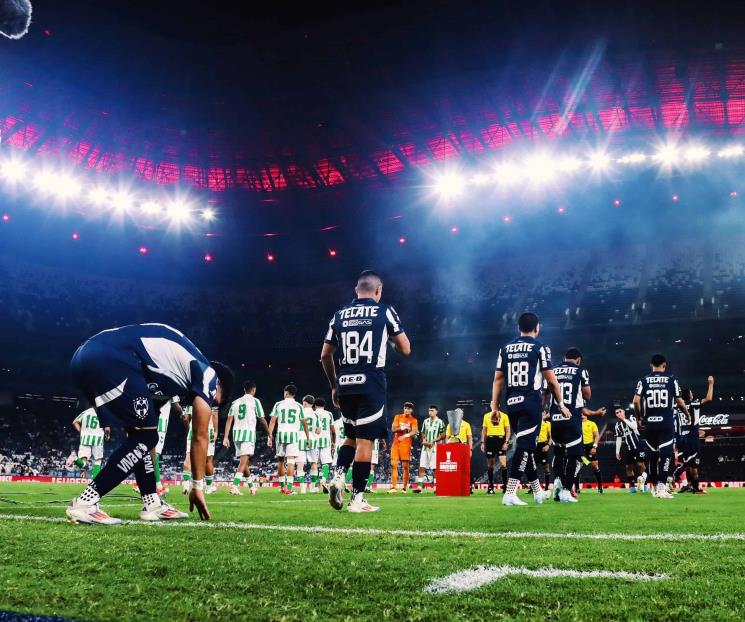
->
xmin=535 ymin=413 xmax=552 ymax=491
xmin=675 ymin=376 xmax=714 ymax=494
xmin=413 ymin=405 xmax=445 ymax=492
xmin=492 ymin=312 xmax=572 ymax=506
xmin=389 ymin=402 xmax=419 ymax=493
xmin=66 ymin=323 xmax=233 ymax=524
xmin=71 ymin=406 xmax=110 ymax=478
xmin=296 ymin=395 xmax=321 ymax=493
xmin=480 ymin=408 xmax=510 ymax=494
xmin=268 ymin=384 xmax=309 ymax=495
xmin=321 ymin=270 xmax=411 ymax=512
xmin=633 ymin=354 xmax=690 ymax=499
xmin=223 ymin=381 xmax=271 ymax=496
xmin=314 ymin=397 xmax=336 ymax=489
xmin=614 ymin=407 xmax=647 ymax=493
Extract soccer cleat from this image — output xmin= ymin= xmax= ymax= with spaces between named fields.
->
xmin=655 ymin=485 xmax=674 ymax=499
xmin=486 ymin=487 xmax=496 ymax=495
xmin=229 ymin=485 xmax=243 ymax=496
xmin=66 ymin=499 xmax=122 ymax=525
xmin=249 ymin=486 xmax=257 ymax=496
xmin=321 ymin=483 xmax=329 ymax=494
xmin=665 ymin=477 xmax=675 ymax=495
xmin=628 ymin=486 xmax=637 ymax=494
xmin=140 ymin=501 xmax=188 ymax=521
xmin=412 ymin=488 xmax=422 ymax=494
xmin=598 ymin=486 xmax=604 ymax=494
xmin=205 ymin=485 xmax=217 ymax=495
xmin=287 ymin=489 xmax=297 ymax=495
xmin=533 ymin=489 xmax=548 ymax=504
xmin=328 ymin=476 xmax=345 ymax=511
xmin=387 ymin=488 xmax=399 ymax=494
xmin=559 ymin=489 xmax=578 ymax=503
xmin=694 ymin=489 xmax=708 ymax=495
xmin=347 ymin=494 xmax=380 ymax=513
xmin=502 ymin=494 xmax=528 ymax=506
xmin=636 ymin=475 xmax=646 ymax=492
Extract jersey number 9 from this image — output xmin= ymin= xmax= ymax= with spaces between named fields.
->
xmin=237 ymin=404 xmax=247 ymax=420
xmin=340 ymin=330 xmax=374 ymax=365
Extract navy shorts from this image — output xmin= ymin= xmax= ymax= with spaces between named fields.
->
xmin=551 ymin=422 xmax=584 ymax=457
xmin=338 ymin=392 xmax=386 ymax=441
xmin=645 ymin=427 xmax=675 ymax=455
xmin=584 ymin=443 xmax=599 ymax=461
xmin=71 ymin=340 xmax=157 ymax=429
xmin=621 ymin=446 xmax=647 ymax=465
xmin=536 ymin=441 xmax=550 ymax=465
xmin=507 ymin=404 xmax=542 ymax=450
xmin=679 ymin=435 xmax=701 ymax=466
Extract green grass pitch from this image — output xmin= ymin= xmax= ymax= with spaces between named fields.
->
xmin=1 ymin=483 xmax=745 ymax=621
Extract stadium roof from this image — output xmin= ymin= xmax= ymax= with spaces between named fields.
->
xmin=3 ymin=1 xmax=745 ymax=194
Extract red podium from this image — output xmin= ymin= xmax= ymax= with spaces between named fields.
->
xmin=435 ymin=443 xmax=471 ymax=496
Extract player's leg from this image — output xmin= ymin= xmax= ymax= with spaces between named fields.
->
xmin=551 ymin=444 xmax=565 ymax=499
xmin=231 ymin=453 xmax=247 ymax=495
xmin=635 ymin=447 xmax=648 ymax=492
xmin=286 ymin=452 xmax=297 ymax=495
xmin=295 ymin=453 xmax=307 ymax=494
xmin=591 ymin=458 xmax=603 ymax=493
xmin=74 ymin=444 xmax=91 ymax=472
xmin=401 ymin=459 xmax=410 ymax=492
xmin=558 ymin=442 xmax=582 ymax=503
xmin=625 ymin=461 xmax=637 ymax=492
xmin=309 ymin=459 xmax=319 ymax=493
xmin=205 ymin=454 xmax=215 ymax=494
xmin=277 ymin=455 xmax=286 ymax=492
xmin=504 ymin=410 xmax=544 ymax=505
xmin=498 ymin=455 xmax=508 ymax=493
xmin=657 ymin=438 xmax=675 ymax=498
xmin=390 ymin=442 xmax=400 ymax=492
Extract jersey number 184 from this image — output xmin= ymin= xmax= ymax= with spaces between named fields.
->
xmin=340 ymin=330 xmax=374 ymax=365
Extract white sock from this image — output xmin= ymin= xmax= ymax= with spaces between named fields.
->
xmin=529 ymin=479 xmax=543 ymax=496
xmin=77 ymin=484 xmax=100 ymax=506
xmin=505 ymin=478 xmax=519 ymax=496
xmin=142 ymin=493 xmax=160 ymax=509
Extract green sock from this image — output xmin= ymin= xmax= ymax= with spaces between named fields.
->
xmin=205 ymin=475 xmax=213 ymax=487
xmin=367 ymin=472 xmax=374 ymax=488
xmin=247 ymin=475 xmax=254 ymax=489
xmin=281 ymin=476 xmax=287 ymax=490
xmin=311 ymin=475 xmax=318 ymax=484
xmin=345 ymin=470 xmax=353 ymax=484
xmin=74 ymin=458 xmax=85 ymax=469
xmin=154 ymin=454 xmax=161 ymax=487
xmin=322 ymin=464 xmax=330 ymax=480
xmin=233 ymin=474 xmax=241 ymax=486
xmin=91 ymin=464 xmax=101 ymax=478
xmin=183 ymin=471 xmax=191 ymax=482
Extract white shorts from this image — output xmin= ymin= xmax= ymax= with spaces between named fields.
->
xmin=185 ymin=438 xmax=216 ymax=458
xmin=332 ymin=445 xmax=344 ymax=466
xmin=420 ymin=447 xmax=437 ymax=470
xmin=77 ymin=444 xmax=103 ymax=461
xmin=371 ymin=447 xmax=379 ymax=465
xmin=276 ymin=442 xmax=298 ymax=459
xmin=155 ymin=431 xmax=167 ymax=455
xmin=235 ymin=441 xmax=255 ymax=457
xmin=318 ymin=445 xmax=333 ymax=465
xmin=296 ymin=448 xmax=319 ymax=465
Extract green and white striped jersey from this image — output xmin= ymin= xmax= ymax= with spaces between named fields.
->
xmin=229 ymin=394 xmax=264 ymax=443
xmin=333 ymin=417 xmax=346 ymax=451
xmin=271 ymin=398 xmax=304 ymax=444
xmin=421 ymin=417 xmax=446 ymax=444
xmin=157 ymin=397 xmax=179 ymax=433
xmin=298 ymin=407 xmax=318 ymax=450
xmin=75 ymin=408 xmax=104 ymax=446
xmin=184 ymin=405 xmax=215 ymax=443
xmin=316 ymin=408 xmax=334 ymax=449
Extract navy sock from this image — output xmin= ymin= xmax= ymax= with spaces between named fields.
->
xmin=133 ymin=452 xmax=157 ymax=496
xmin=563 ymin=457 xmax=578 ymax=490
xmin=487 ymin=467 xmax=494 ymax=485
xmin=92 ymin=429 xmax=158 ymax=498
xmin=334 ymin=444 xmax=355 ymax=476
xmin=594 ymin=467 xmax=602 ymax=487
xmin=352 ymin=461 xmax=371 ymax=496
xmin=500 ymin=467 xmax=508 ymax=488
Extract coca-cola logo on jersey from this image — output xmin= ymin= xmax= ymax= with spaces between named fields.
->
xmin=699 ymin=414 xmax=730 ymax=426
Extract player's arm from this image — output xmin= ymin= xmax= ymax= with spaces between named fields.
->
xmin=171 ymin=402 xmax=183 ymax=418
xmin=615 ymin=434 xmax=622 ymax=460
xmin=701 ymin=376 xmax=715 ymax=406
xmin=330 ymin=422 xmax=336 ymax=447
xmin=503 ymin=422 xmax=511 ymax=449
xmin=223 ymin=410 xmax=234 ymax=447
xmin=543 ymin=369 xmax=573 ymax=419
xmin=302 ymin=416 xmax=310 ymax=443
xmin=104 ymin=427 xmax=111 ymax=441
xmin=189 ymin=395 xmax=213 ymax=520
xmin=320 ymin=342 xmax=339 ymax=408
xmin=390 ymin=332 xmax=411 ymax=356
xmin=582 ymin=406 xmax=607 ymax=417
xmin=72 ymin=417 xmax=81 ymax=433
xmin=675 ymin=397 xmax=690 ymax=418
xmin=491 ymin=371 xmax=504 ymax=413
xmin=480 ymin=418 xmax=487 ymax=452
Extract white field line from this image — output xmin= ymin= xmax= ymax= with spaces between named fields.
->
xmin=1 ymin=513 xmax=745 ymax=541
xmin=424 ymin=565 xmax=669 ymax=593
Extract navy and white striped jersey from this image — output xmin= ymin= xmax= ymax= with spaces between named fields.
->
xmin=678 ymin=399 xmax=702 ymax=438
xmin=615 ymin=414 xmax=642 ymax=451
xmin=82 ymin=323 xmax=216 ymax=405
xmin=549 ymin=361 xmax=589 ymax=418
xmin=324 ymin=297 xmax=404 ymax=395
xmin=496 ymin=336 xmax=552 ymax=411
xmin=634 ymin=372 xmax=681 ymax=429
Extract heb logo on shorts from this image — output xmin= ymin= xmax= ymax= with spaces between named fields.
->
xmin=507 ymin=396 xmax=524 ymax=406
xmin=439 ymin=451 xmax=459 ymax=472
xmin=133 ymin=397 xmax=149 ymax=419
xmin=339 ymin=374 xmax=366 ymax=386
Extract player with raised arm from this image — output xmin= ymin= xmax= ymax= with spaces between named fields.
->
xmin=66 ymin=323 xmax=233 ymax=524
xmin=296 ymin=395 xmax=320 ymax=493
xmin=314 ymin=398 xmax=336 ymax=491
xmin=413 ymin=405 xmax=445 ymax=493
xmin=268 ymin=384 xmax=309 ymax=495
xmin=633 ymin=353 xmax=690 ymax=500
xmin=548 ymin=348 xmax=596 ymax=502
xmin=321 ymin=270 xmax=411 ymax=513
xmin=614 ymin=407 xmax=647 ymax=493
xmin=492 ymin=312 xmax=572 ymax=506
xmin=675 ymin=376 xmax=714 ymax=494
xmin=480 ymin=408 xmax=511 ymax=494
xmin=72 ymin=406 xmax=110 ymax=479
xmin=223 ymin=381 xmax=271 ymax=496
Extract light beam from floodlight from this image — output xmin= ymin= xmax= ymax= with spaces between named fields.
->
xmin=718 ymin=145 xmax=744 ymax=159
xmin=433 ymin=172 xmax=465 ymax=200
xmin=684 ymin=145 xmax=710 ymax=163
xmin=111 ymin=190 xmax=134 ymax=212
xmin=588 ymin=151 xmax=611 ymax=171
xmin=202 ymin=207 xmax=216 ymax=222
xmin=618 ymin=152 xmax=647 ymax=164
xmin=88 ymin=187 xmax=109 ymax=206
xmin=0 ymin=159 xmax=26 ymax=182
xmin=141 ymin=200 xmax=162 ymax=216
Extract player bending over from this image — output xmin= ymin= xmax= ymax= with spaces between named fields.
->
xmin=72 ymin=406 xmax=110 ymax=479
xmin=492 ymin=312 xmax=572 ymax=506
xmin=614 ymin=407 xmax=647 ymax=493
xmin=223 ymin=381 xmax=270 ymax=496
xmin=182 ymin=404 xmax=218 ymax=494
xmin=675 ymin=376 xmax=714 ymax=494
xmin=321 ymin=270 xmax=411 ymax=512
xmin=413 ymin=405 xmax=445 ymax=493
xmin=633 ymin=353 xmax=690 ymax=499
xmin=268 ymin=385 xmax=309 ymax=495
xmin=66 ymin=323 xmax=233 ymax=524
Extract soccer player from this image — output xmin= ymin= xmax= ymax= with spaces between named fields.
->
xmin=367 ymin=437 xmax=387 ymax=492
xmin=72 ymin=406 xmax=110 ymax=478
xmin=576 ymin=412 xmax=605 ymax=493
xmin=181 ymin=404 xmax=219 ymax=494
xmin=321 ymin=270 xmax=411 ymax=512
xmin=314 ymin=397 xmax=336 ymax=489
xmin=614 ymin=407 xmax=647 ymax=493
xmin=66 ymin=323 xmax=233 ymax=524
xmin=389 ymin=402 xmax=419 ymax=493
xmin=268 ymin=384 xmax=309 ymax=495
xmin=154 ymin=397 xmax=181 ymax=495
xmin=223 ymin=381 xmax=271 ymax=496
xmin=633 ymin=353 xmax=690 ymax=499
xmin=296 ymin=395 xmax=320 ymax=493
xmin=549 ymin=348 xmax=592 ymax=503
xmin=492 ymin=312 xmax=572 ymax=506
xmin=329 ymin=413 xmax=352 ymax=491
xmin=479 ymin=408 xmax=511 ymax=494
xmin=413 ymin=405 xmax=446 ymax=493
xmin=675 ymin=376 xmax=714 ymax=494
xmin=536 ymin=412 xmax=552 ymax=490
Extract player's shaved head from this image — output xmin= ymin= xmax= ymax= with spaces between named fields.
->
xmin=651 ymin=353 xmax=667 ymax=367
xmin=356 ymin=270 xmax=382 ymax=295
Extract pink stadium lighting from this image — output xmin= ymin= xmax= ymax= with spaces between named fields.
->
xmin=267 ymin=253 xmax=275 ymax=262
xmin=399 ymin=236 xmax=407 ymax=244
xmin=503 ymin=215 xmax=511 ymax=223
xmin=557 ymin=206 xmax=566 ymax=214
xmin=1 ymin=214 xmax=9 ymax=222
xmin=204 ymin=253 xmax=213 ymax=263
xmin=139 ymin=246 xmax=149 ymax=255
xmin=672 ymin=194 xmax=679 ymax=202
xmin=730 ymin=191 xmax=738 ymax=198
xmin=328 ymin=248 xmax=337 ymax=257
xmin=71 ymin=232 xmax=80 ymax=240
xmin=451 ymin=226 xmax=459 ymax=233
xmin=613 ymin=198 xmax=622 ymax=206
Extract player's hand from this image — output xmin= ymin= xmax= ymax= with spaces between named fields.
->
xmin=502 ymin=442 xmax=508 ymax=451
xmin=189 ymin=489 xmax=211 ymax=520
xmin=479 ymin=441 xmax=485 ymax=453
xmin=222 ymin=438 xmax=230 ymax=448
xmin=597 ymin=407 xmax=607 ymax=416
xmin=542 ymin=444 xmax=549 ymax=453
xmin=560 ymin=404 xmax=572 ymax=419
xmin=590 ymin=447 xmax=597 ymax=456
xmin=616 ymin=453 xmax=621 ymax=461
xmin=267 ymin=437 xmax=273 ymax=449
xmin=708 ymin=375 xmax=715 ymax=384
xmin=331 ymin=387 xmax=340 ymax=409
